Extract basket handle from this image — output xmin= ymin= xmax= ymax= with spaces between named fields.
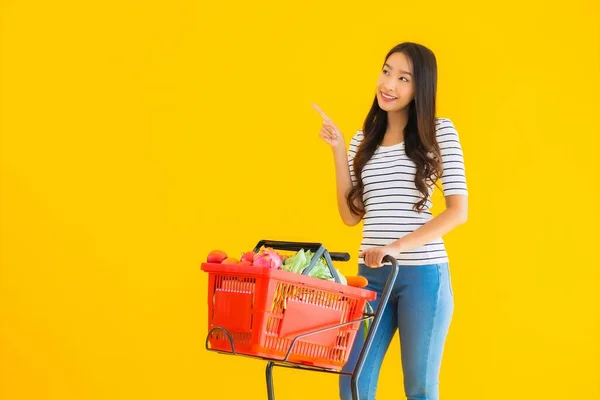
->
xmin=253 ymin=240 xmax=350 ymax=262
xmin=300 ymin=245 xmax=343 ymax=283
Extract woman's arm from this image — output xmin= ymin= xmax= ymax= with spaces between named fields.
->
xmin=359 ymin=195 xmax=468 ymax=266
xmin=313 ymin=103 xmax=363 ymax=227
xmin=332 ymin=145 xmax=362 ymax=226
xmin=391 ymin=194 xmax=468 ymax=252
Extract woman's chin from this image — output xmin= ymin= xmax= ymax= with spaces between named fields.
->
xmin=378 ymin=101 xmax=401 ymax=111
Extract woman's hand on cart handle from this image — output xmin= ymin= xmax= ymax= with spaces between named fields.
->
xmin=359 ymin=244 xmax=400 ymax=268
xmin=312 ymin=103 xmax=346 ymax=152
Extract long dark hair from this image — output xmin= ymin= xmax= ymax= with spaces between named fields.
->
xmin=347 ymin=42 xmax=443 ymax=216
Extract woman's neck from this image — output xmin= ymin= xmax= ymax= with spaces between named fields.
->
xmin=383 ymin=110 xmax=409 ymax=145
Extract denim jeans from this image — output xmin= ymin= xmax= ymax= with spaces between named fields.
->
xmin=339 ymin=262 xmax=454 ymax=400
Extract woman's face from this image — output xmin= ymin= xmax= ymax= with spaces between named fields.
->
xmin=376 ymin=51 xmax=415 ymax=112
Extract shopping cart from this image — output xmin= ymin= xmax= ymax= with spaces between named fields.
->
xmin=201 ymin=239 xmax=399 ymax=400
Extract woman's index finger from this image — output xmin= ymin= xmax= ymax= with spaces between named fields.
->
xmin=312 ymin=103 xmax=331 ymax=121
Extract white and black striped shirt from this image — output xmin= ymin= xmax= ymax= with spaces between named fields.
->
xmin=349 ymin=117 xmax=468 ymax=266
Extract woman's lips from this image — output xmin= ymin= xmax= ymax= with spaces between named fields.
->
xmin=380 ymin=91 xmax=397 ymax=102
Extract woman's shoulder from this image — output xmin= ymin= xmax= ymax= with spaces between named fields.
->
xmin=350 ymin=129 xmax=365 ymax=144
xmin=435 ymin=117 xmax=459 ymax=137
xmin=435 ymin=116 xmax=455 ymax=128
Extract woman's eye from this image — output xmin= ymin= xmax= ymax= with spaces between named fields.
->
xmin=383 ymin=70 xmax=389 ymax=75
xmin=399 ymin=77 xmax=408 ymax=82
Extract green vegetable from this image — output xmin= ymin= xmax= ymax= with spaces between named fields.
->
xmin=281 ymin=249 xmax=347 ymax=284
xmin=281 ymin=249 xmax=309 ymax=274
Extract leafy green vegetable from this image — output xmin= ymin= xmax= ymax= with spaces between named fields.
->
xmin=281 ymin=249 xmax=347 ymax=285
xmin=281 ymin=249 xmax=308 ymax=274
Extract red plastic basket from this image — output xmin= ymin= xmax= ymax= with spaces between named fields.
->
xmin=201 ymin=263 xmax=377 ymax=370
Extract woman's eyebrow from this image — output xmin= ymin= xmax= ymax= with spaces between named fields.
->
xmin=384 ymin=63 xmax=412 ymax=76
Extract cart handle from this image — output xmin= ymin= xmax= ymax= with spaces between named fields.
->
xmin=252 ymin=240 xmax=350 ymax=262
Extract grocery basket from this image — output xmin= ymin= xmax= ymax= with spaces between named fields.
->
xmin=201 ymin=239 xmax=399 ymax=400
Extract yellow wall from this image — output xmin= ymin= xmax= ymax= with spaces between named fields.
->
xmin=1 ymin=1 xmax=599 ymax=399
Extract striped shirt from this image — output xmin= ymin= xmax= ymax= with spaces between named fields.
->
xmin=349 ymin=117 xmax=468 ymax=266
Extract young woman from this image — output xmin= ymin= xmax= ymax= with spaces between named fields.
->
xmin=313 ymin=42 xmax=468 ymax=400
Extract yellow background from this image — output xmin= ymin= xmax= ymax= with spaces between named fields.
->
xmin=1 ymin=0 xmax=599 ymax=399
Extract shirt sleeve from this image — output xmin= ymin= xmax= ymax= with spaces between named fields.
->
xmin=348 ymin=130 xmax=363 ymax=187
xmin=436 ymin=119 xmax=468 ymax=196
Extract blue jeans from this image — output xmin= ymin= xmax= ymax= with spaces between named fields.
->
xmin=339 ymin=262 xmax=454 ymax=400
